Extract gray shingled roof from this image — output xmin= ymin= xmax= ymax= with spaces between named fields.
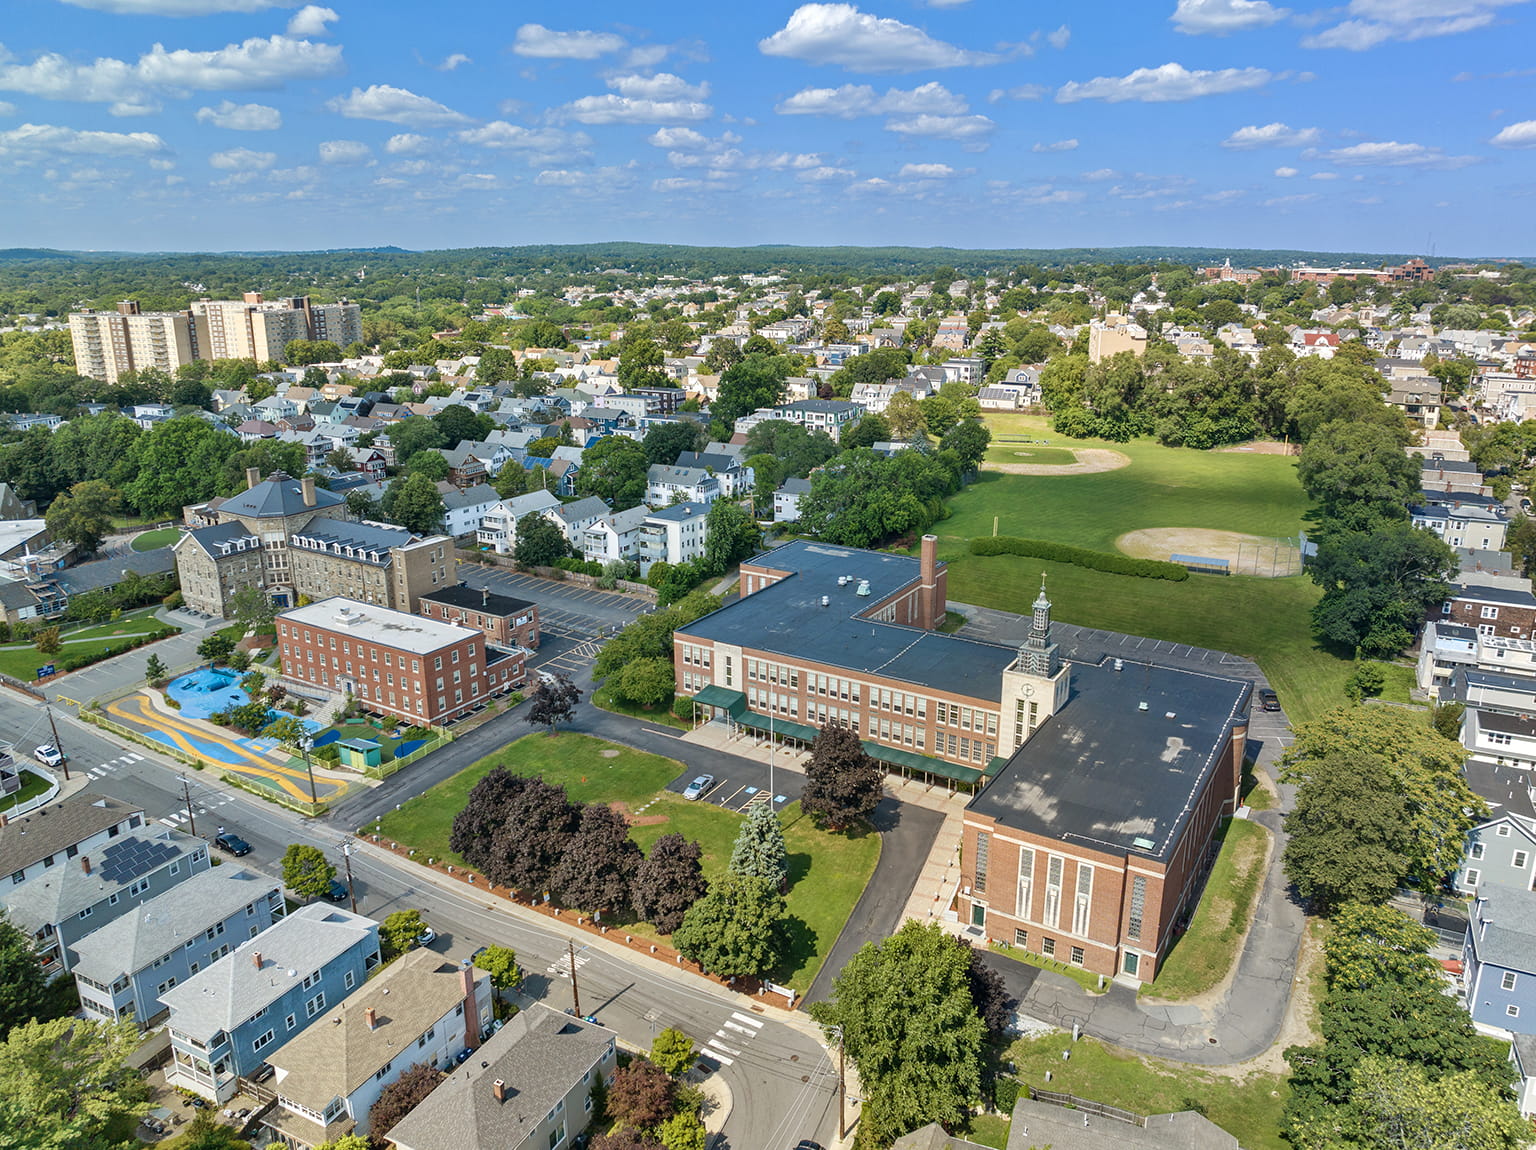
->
xmin=159 ymin=904 xmax=378 ymax=1042
xmin=0 ymin=794 xmax=142 ymax=876
xmin=2 ymin=825 xmax=202 ymax=929
xmin=218 ymin=472 xmax=344 ymax=519
xmin=386 ymin=1005 xmax=612 ymax=1150
xmin=1469 ymin=882 xmax=1536 ymax=973
xmin=66 ymin=866 xmax=281 ymax=983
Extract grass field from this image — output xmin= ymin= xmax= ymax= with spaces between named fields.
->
xmin=372 ymin=734 xmax=878 ymax=993
xmin=0 ymin=607 xmax=174 ymax=682
xmin=984 ymin=444 xmax=1081 ymax=466
xmin=592 ymin=684 xmax=689 ymax=730
xmin=130 ymin=527 xmax=182 ymax=551
xmin=936 ymin=415 xmax=1349 ymax=722
xmin=630 ymin=795 xmax=880 ymax=992
xmin=1145 ymin=818 xmax=1269 ymax=1000
xmin=3 ymin=767 xmax=54 ymax=812
xmin=370 ymin=732 xmax=685 ymax=862
xmin=1005 ymin=1033 xmax=1288 ymax=1150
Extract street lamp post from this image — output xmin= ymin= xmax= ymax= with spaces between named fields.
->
xmin=298 ymin=734 xmax=317 ymax=806
xmin=340 ymin=837 xmax=358 ymax=913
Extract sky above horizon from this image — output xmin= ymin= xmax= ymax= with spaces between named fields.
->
xmin=1 ymin=0 xmax=1533 ymax=258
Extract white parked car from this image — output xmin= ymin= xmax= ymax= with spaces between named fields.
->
xmin=34 ymin=744 xmax=65 ymax=768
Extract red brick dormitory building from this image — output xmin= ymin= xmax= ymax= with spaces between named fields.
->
xmin=675 ymin=537 xmax=1251 ymax=983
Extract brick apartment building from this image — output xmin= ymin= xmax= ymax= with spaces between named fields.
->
xmin=674 ymin=537 xmax=1250 ymax=983
xmin=175 ymin=470 xmax=454 ymax=618
xmin=1439 ymin=582 xmax=1536 ymax=640
xmin=276 ymin=598 xmax=524 ymax=724
xmin=418 ymin=585 xmax=541 ymax=650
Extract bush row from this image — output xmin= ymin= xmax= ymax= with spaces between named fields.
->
xmin=970 ymin=536 xmax=1190 ymax=581
xmin=57 ymin=628 xmax=178 ymax=672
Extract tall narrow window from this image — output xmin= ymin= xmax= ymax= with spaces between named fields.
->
xmin=1127 ymin=876 xmax=1146 ymax=942
xmin=1072 ymin=864 xmax=1093 ymax=937
xmin=974 ymin=833 xmax=989 ymax=894
xmin=1043 ymin=856 xmax=1063 ymax=927
xmin=1016 ymin=849 xmax=1034 ymax=920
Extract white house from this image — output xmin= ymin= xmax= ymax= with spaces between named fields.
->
xmin=645 ymin=464 xmax=720 ymax=509
xmin=581 ymin=506 xmax=650 ymax=566
xmin=773 ymin=476 xmax=811 ymax=523
xmin=638 ymin=502 xmax=710 ymax=576
xmin=439 ymin=483 xmax=501 ymax=539
xmin=476 ymin=490 xmax=561 ymax=555
xmin=541 ymin=496 xmax=611 ymax=547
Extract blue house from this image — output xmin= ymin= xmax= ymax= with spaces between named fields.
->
xmin=1465 ymin=883 xmax=1536 ymax=1035
xmin=162 ymin=903 xmax=380 ymax=1102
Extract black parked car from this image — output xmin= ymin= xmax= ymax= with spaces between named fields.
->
xmin=324 ymin=878 xmax=350 ymax=903
xmin=214 ymin=832 xmax=251 ymax=857
xmin=1258 ymin=688 xmax=1281 ymax=712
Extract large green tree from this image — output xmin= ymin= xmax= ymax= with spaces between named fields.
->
xmin=671 ymin=874 xmax=790 ymax=979
xmin=801 ymin=722 xmax=884 ymax=831
xmin=0 ymin=912 xmax=54 ymax=1037
xmin=43 ymin=479 xmax=118 ymax=554
xmin=727 ymin=803 xmax=788 ymax=890
xmin=1282 ymin=752 xmax=1413 ymax=912
xmin=701 ymin=499 xmax=760 ymax=575
xmin=809 ymin=921 xmax=985 ymax=1146
xmin=0 ymin=1016 xmax=149 ymax=1149
xmin=713 ymin=356 xmax=789 ymax=427
xmin=381 ymin=472 xmax=446 ymax=535
xmin=126 ymin=415 xmax=243 ymax=516
xmin=1297 ymin=421 xmax=1419 ymax=530
xmin=514 ymin=512 xmax=570 ymax=567
xmin=1308 ymin=523 xmax=1457 ymax=658
xmin=281 ymin=843 xmax=337 ymax=901
xmin=576 ymin=435 xmax=648 ymax=510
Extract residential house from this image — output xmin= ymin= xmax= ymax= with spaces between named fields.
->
xmin=442 ymin=446 xmax=490 ymax=491
xmin=1513 ymin=1035 xmax=1536 ymax=1118
xmin=582 ymin=506 xmax=650 ymax=566
xmin=0 ymin=793 xmax=144 ymax=889
xmin=342 ymin=446 xmax=388 ymax=482
xmin=438 ymin=483 xmax=501 ymax=539
xmin=638 ymin=503 xmax=710 ymax=576
xmin=162 ymin=904 xmax=382 ymax=1102
xmin=1456 ymin=814 xmax=1536 ymax=895
xmin=68 ymin=866 xmax=284 ymax=1027
xmin=234 ymin=420 xmax=280 ymax=443
xmin=675 ymin=451 xmax=753 ymax=499
xmin=1464 ymin=884 xmax=1536 ymax=1035
xmin=644 ymin=464 xmax=720 ymax=509
xmin=261 ymin=950 xmax=493 ymax=1149
xmin=476 ymin=490 xmax=562 ymax=555
xmin=541 ymin=496 xmax=611 ymax=548
xmin=385 ymin=1005 xmax=616 ymax=1150
xmin=2 ymin=824 xmax=210 ymax=978
xmin=773 ymin=476 xmax=811 ymax=523
xmin=1421 ymin=457 xmax=1490 ymax=497
xmin=419 ymin=584 xmax=540 ymax=650
xmin=1439 ymin=583 xmax=1536 ymax=640
xmin=1411 ymin=499 xmax=1509 ymax=552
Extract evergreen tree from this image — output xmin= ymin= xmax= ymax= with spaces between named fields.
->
xmin=727 ymin=803 xmax=788 ymax=890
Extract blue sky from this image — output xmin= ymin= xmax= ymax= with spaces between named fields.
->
xmin=0 ymin=0 xmax=1532 ymax=255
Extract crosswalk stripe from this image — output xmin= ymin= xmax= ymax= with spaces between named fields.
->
xmin=722 ymin=1021 xmax=756 ymax=1037
xmin=703 ymin=1049 xmax=734 ymax=1066
xmin=159 ymin=817 xmax=179 ymax=827
xmin=729 ymin=1012 xmax=764 ymax=1028
xmin=87 ymin=768 xmax=104 ymax=778
xmin=125 ymin=753 xmax=143 ymax=761
xmin=707 ymin=1037 xmax=741 ymax=1056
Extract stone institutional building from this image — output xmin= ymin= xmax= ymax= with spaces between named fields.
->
xmin=675 ymin=538 xmax=1250 ymax=983
xmin=173 ymin=469 xmax=454 ymax=618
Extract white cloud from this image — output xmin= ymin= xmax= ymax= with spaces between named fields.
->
xmin=511 ymin=24 xmax=626 ymax=59
xmin=457 ymin=122 xmax=593 ymax=159
xmin=326 ymin=85 xmax=471 ymax=127
xmin=988 ymin=84 xmax=1048 ymax=102
xmin=1310 ymin=170 xmax=1338 ymax=179
xmin=535 ymin=170 xmax=585 ymax=186
xmin=606 ymin=73 xmax=710 ymax=100
xmin=560 ymin=95 xmax=711 ymax=124
xmin=319 ymin=139 xmax=370 ymax=164
xmin=898 ymin=161 xmax=956 ymax=178
xmin=1313 ymin=140 xmax=1479 ymax=168
xmin=384 ymin=132 xmax=433 ymax=155
xmin=0 ymin=50 xmax=139 ymax=107
xmin=286 ymin=5 xmax=337 ymax=35
xmin=1303 ymin=1 xmax=1528 ymax=50
xmin=0 ymin=121 xmax=168 ymax=157
xmin=1032 ymin=138 xmax=1079 ymax=152
xmin=1492 ymin=119 xmax=1536 ymax=147
xmin=209 ymin=146 xmax=276 ymax=171
xmin=798 ymin=165 xmax=856 ymax=180
xmin=1047 ymin=25 xmax=1072 ymax=49
xmin=1263 ymin=192 xmax=1320 ymax=207
xmin=775 ymin=81 xmax=968 ymax=117
xmin=647 ymin=127 xmax=730 ymax=149
xmin=1081 ymin=168 xmax=1119 ymax=180
xmin=884 ymin=112 xmax=994 ymax=141
xmin=759 ymin=3 xmax=1003 ymax=72
xmin=438 ymin=53 xmax=472 ymax=71
xmin=1057 ymin=62 xmax=1271 ymax=103
xmin=1274 ymin=165 xmax=1299 ymax=176
xmin=57 ymin=0 xmax=295 ymax=12
xmin=1171 ymin=0 xmax=1289 ymax=35
xmin=135 ymin=35 xmax=343 ymax=90
xmin=195 ymin=100 xmax=281 ymax=130
xmin=668 ymin=147 xmax=822 ymax=172
xmin=653 ymin=177 xmax=706 ymax=192
xmin=1221 ymin=122 xmax=1320 ymax=148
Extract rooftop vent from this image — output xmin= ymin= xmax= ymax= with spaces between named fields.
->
xmin=856 ymin=580 xmax=871 ymax=597
xmin=821 ymin=595 xmax=830 ymax=607
xmin=1133 ymin=837 xmax=1156 ymax=851
xmin=1165 ymin=711 xmax=1176 ymax=720
xmin=1138 ymin=701 xmax=1149 ymax=712
xmin=838 ymin=576 xmax=849 ymax=587
xmin=1113 ymin=659 xmax=1124 ymax=672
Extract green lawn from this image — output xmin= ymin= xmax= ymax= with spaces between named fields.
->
xmin=989 ymin=941 xmax=1106 ymax=994
xmin=4 ymin=767 xmax=54 ymax=812
xmin=984 ymin=445 xmax=1081 ymax=466
xmin=372 ymin=735 xmax=880 ymax=995
xmin=130 ymin=527 xmax=182 ymax=551
xmin=0 ymin=606 xmax=168 ymax=650
xmin=1145 ymin=818 xmax=1269 ymax=1001
xmin=371 ymin=732 xmax=684 ymax=861
xmin=1006 ymin=1033 xmax=1288 ymax=1150
xmin=955 ymin=1113 xmax=1010 ymax=1149
xmin=630 ymin=795 xmax=881 ymax=993
xmin=592 ymin=683 xmax=689 ymax=730
xmin=1371 ymin=662 xmax=1420 ymax=705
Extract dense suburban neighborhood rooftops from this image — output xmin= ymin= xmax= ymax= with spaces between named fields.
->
xmin=0 ymin=794 xmax=142 ymax=876
xmin=969 ymin=659 xmax=1250 ymax=862
xmin=1452 ymin=582 xmax=1536 ymax=608
xmin=1469 ymin=883 xmax=1536 ymax=973
xmin=385 ymin=1004 xmax=612 ymax=1150
xmin=67 ymin=866 xmax=279 ymax=984
xmin=681 ymin=540 xmax=1015 ymax=701
xmin=279 ymin=598 xmax=479 ymax=653
xmin=160 ymin=904 xmax=377 ymax=1041
xmin=646 ymin=501 xmax=712 ymax=523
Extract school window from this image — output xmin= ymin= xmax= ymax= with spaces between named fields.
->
xmin=1013 ymin=929 xmax=1028 ymax=947
xmin=1041 ymin=938 xmax=1056 ymax=957
xmin=973 ymin=833 xmax=989 ymax=893
xmin=1070 ymin=947 xmax=1085 ymax=966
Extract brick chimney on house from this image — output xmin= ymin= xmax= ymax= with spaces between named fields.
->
xmin=918 ymin=534 xmax=945 ymax=630
xmin=301 ymin=476 xmax=317 ymax=507
xmin=492 ymin=1080 xmax=506 ymax=1103
xmin=365 ymin=1007 xmax=377 ymax=1031
xmin=252 ymin=951 xmax=263 ymax=970
xmin=460 ymin=961 xmax=479 ymax=1051
xmin=80 ymin=856 xmax=91 ymax=874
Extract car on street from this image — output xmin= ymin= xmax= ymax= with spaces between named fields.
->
xmin=1258 ymin=688 xmax=1281 ymax=712
xmin=213 ymin=832 xmax=251 ymax=857
xmin=34 ymin=744 xmax=65 ymax=767
xmin=416 ymin=926 xmax=437 ymax=947
xmin=324 ymin=878 xmax=350 ymax=903
xmin=682 ymin=774 xmax=714 ymax=801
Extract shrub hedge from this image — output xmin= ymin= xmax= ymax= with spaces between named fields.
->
xmin=58 ymin=628 xmax=178 ymax=671
xmin=970 ymin=536 xmax=1189 ymax=581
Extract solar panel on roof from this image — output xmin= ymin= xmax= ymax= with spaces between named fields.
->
xmin=97 ymin=837 xmax=180 ymax=884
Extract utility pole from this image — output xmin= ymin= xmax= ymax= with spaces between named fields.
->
xmin=179 ymin=776 xmax=197 ymax=839
xmin=837 ymin=1027 xmax=847 ymax=1140
xmin=568 ymin=940 xmax=581 ymax=1017
xmin=298 ymin=735 xmax=317 ymax=806
xmin=44 ymin=706 xmax=69 ymax=781
xmin=340 ymin=838 xmax=357 ymax=913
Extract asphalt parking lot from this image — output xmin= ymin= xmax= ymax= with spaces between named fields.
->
xmin=664 ymin=756 xmax=803 ymax=812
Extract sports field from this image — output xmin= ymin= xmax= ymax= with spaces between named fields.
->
xmin=938 ymin=415 xmax=1347 ymax=721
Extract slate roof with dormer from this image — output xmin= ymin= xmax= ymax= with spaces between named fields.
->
xmin=217 ymin=472 xmax=345 ymax=520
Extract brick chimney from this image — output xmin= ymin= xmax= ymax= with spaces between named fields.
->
xmin=492 ymin=1080 xmax=506 ymax=1104
xmin=80 ymin=856 xmax=91 ymax=874
xmin=919 ymin=534 xmax=943 ymax=630
xmin=252 ymin=951 xmax=263 ymax=970
xmin=301 ymin=476 xmax=317 ymax=507
xmin=246 ymin=467 xmax=262 ymax=491
xmin=461 ymin=961 xmax=480 ymax=1051
xmin=365 ymin=1007 xmax=377 ymax=1031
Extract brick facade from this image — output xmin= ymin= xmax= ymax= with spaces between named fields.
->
xmin=419 ymin=587 xmax=541 ymax=650
xmin=1441 ymin=588 xmax=1536 ymax=641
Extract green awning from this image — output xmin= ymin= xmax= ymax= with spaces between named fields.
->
xmin=736 ymin=710 xmax=821 ymax=744
xmin=985 ymin=755 xmax=1010 ymax=777
xmin=862 ymin=740 xmax=983 ymax=785
xmin=691 ymin=685 xmax=746 ymax=717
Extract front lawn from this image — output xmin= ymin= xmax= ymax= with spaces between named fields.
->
xmin=630 ymin=795 xmax=881 ymax=993
xmin=1144 ymin=817 xmax=1270 ymax=1001
xmin=369 ymin=732 xmax=687 ymax=863
xmin=130 ymin=527 xmax=182 ymax=552
xmin=1005 ymin=1032 xmax=1288 ymax=1150
xmin=591 ymin=683 xmax=690 ymax=730
xmin=3 ymin=767 xmax=54 ymax=811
